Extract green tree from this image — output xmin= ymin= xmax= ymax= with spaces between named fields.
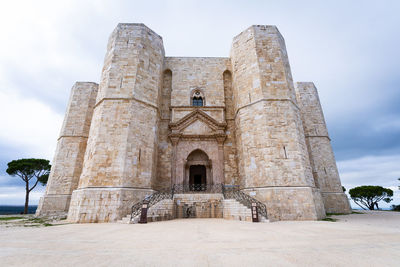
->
xmin=342 ymin=186 xmax=346 ymax=192
xmin=349 ymin=185 xmax=393 ymax=210
xmin=6 ymin=159 xmax=51 ymax=214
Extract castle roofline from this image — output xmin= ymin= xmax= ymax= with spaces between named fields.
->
xmin=295 ymin=82 xmax=316 ymax=86
xmin=165 ymin=56 xmax=230 ymax=60
xmin=117 ymin=23 xmax=163 ymax=40
xmin=232 ymin=25 xmax=281 ymax=41
xmin=74 ymin=81 xmax=98 ymax=85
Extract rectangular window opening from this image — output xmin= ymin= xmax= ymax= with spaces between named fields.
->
xmin=283 ymin=146 xmax=288 ymax=159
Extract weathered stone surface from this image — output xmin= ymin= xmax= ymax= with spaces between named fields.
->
xmin=67 ymin=23 xmax=165 ymax=222
xmin=231 ymin=25 xmax=325 ymax=220
xmin=67 ymin=188 xmax=154 ymax=223
xmin=295 ymin=82 xmax=351 ymax=214
xmin=174 ymin=193 xmax=224 ymax=219
xmin=36 ymin=82 xmax=98 ymax=216
xmin=40 ymin=23 xmax=348 ymax=222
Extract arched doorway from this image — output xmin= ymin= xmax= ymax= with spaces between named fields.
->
xmin=189 ymin=165 xmax=206 ymax=190
xmin=185 ymin=149 xmax=212 ymax=190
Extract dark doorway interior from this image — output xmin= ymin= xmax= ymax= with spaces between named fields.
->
xmin=189 ymin=165 xmax=206 ymax=190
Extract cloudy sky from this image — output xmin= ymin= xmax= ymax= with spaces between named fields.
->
xmin=0 ymin=0 xmax=399 ymax=208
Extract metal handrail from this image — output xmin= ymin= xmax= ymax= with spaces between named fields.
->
xmin=172 ymin=183 xmax=224 ymax=194
xmin=223 ymin=186 xmax=268 ymax=219
xmin=129 ymin=183 xmax=268 ymax=221
xmin=130 ymin=191 xmax=173 ymax=222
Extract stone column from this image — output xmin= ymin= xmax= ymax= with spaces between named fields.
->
xmin=216 ymin=136 xmax=226 ymax=185
xmin=170 ymin=136 xmax=179 ymax=185
xmin=36 ymin=82 xmax=98 ymax=216
xmin=231 ymin=25 xmax=325 ymax=221
xmin=295 ymin=82 xmax=351 ymax=214
xmin=67 ymin=24 xmax=165 ymax=223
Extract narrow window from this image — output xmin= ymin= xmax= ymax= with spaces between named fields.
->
xmin=191 ymin=90 xmax=204 ymax=107
xmin=283 ymin=146 xmax=288 ymax=159
xmin=192 ymin=96 xmax=203 ymax=107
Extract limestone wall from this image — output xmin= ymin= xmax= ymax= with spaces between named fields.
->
xmin=295 ymin=82 xmax=350 ymax=214
xmin=231 ymin=25 xmax=325 ymax=220
xmin=155 ymin=70 xmax=172 ymax=191
xmin=174 ymin=193 xmax=223 ymax=218
xmin=223 ymin=70 xmax=239 ymax=185
xmin=36 ymin=82 xmax=98 ymax=216
xmin=41 ymin=23 xmax=350 ymax=222
xmin=68 ymin=24 xmax=165 ymax=223
xmin=165 ymin=57 xmax=231 ymax=107
xmin=164 ymin=57 xmax=238 ymax=187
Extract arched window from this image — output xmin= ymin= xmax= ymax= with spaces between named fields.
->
xmin=192 ymin=96 xmax=203 ymax=106
xmin=191 ymin=90 xmax=205 ymax=107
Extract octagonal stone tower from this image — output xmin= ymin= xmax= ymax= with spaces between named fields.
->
xmin=295 ymin=82 xmax=351 ymax=214
xmin=230 ymin=26 xmax=326 ymax=220
xmin=36 ymin=82 xmax=98 ymax=216
xmin=37 ymin=23 xmax=350 ymax=222
xmin=67 ymin=24 xmax=165 ymax=222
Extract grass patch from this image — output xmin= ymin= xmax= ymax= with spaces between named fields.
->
xmin=27 ymin=218 xmax=46 ymax=223
xmin=352 ymin=211 xmax=363 ymax=214
xmin=0 ymin=216 xmax=24 ymax=221
xmin=43 ymin=223 xmax=53 ymax=227
xmin=321 ymin=217 xmax=338 ymax=222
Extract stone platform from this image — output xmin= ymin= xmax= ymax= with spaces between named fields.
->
xmin=118 ymin=193 xmax=268 ymax=224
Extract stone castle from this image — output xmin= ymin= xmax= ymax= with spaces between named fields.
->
xmin=36 ymin=23 xmax=350 ymax=222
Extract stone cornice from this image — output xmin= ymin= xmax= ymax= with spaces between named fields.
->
xmin=169 ymin=109 xmax=226 ymax=143
xmin=234 ymin=98 xmax=300 ymax=120
xmin=305 ymin=135 xmax=331 ymax=141
xmin=170 ymin=106 xmax=225 ymax=109
xmin=58 ymin=135 xmax=88 ymax=141
xmin=94 ymin=97 xmax=159 ymax=111
xmin=169 ymin=109 xmax=226 ymax=132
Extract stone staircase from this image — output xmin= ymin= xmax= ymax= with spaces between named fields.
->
xmin=223 ymin=199 xmax=268 ymax=222
xmin=117 ymin=193 xmax=268 ymax=224
xmin=117 ymin=198 xmax=174 ymax=224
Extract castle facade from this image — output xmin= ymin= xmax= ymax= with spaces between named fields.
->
xmin=36 ymin=24 xmax=350 ymax=222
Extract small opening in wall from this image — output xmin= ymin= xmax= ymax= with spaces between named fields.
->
xmin=191 ymin=90 xmax=205 ymax=106
xmin=139 ymin=148 xmax=141 ymax=163
xmin=283 ymin=146 xmax=288 ymax=159
xmin=324 ymin=167 xmax=327 ymax=174
xmin=192 ymin=96 xmax=203 ymax=107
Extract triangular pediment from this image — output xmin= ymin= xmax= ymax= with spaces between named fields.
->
xmin=169 ymin=109 xmax=226 ymax=136
xmin=182 ymin=119 xmax=213 ymax=135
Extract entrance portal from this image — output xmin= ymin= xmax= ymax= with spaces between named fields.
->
xmin=189 ymin=165 xmax=206 ymax=191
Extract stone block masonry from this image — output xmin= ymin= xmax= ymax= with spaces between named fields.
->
xmin=37 ymin=23 xmax=350 ymax=222
xmin=231 ymin=25 xmax=326 ymax=221
xmin=295 ymin=82 xmax=351 ymax=214
xmin=67 ymin=24 xmax=165 ymax=223
xmin=36 ymin=82 xmax=98 ymax=216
